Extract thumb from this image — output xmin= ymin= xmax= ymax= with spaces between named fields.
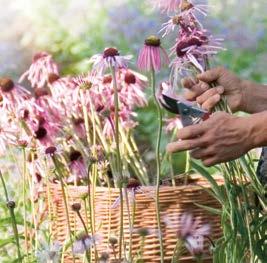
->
xmin=197 ymin=67 xmax=223 ymax=83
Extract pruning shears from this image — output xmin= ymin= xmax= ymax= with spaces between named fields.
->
xmin=160 ymin=94 xmax=210 ymax=127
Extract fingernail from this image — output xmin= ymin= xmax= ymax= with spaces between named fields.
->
xmin=217 ymin=86 xmax=224 ymax=94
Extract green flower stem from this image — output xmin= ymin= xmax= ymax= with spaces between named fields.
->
xmin=52 ymin=157 xmax=75 ymax=263
xmin=76 ymin=210 xmax=91 ymax=263
xmin=151 ymin=69 xmax=164 ymax=263
xmin=22 ymin=148 xmax=29 ymax=260
xmin=0 ymin=171 xmax=22 ymax=263
xmin=111 ymin=66 xmax=124 ymax=261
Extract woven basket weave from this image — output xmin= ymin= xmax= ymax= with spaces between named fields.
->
xmin=48 ymin=174 xmax=224 ymax=262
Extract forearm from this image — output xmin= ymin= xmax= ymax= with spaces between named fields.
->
xmin=242 ymin=80 xmax=267 ymax=114
xmin=249 ymin=111 xmax=267 ymax=148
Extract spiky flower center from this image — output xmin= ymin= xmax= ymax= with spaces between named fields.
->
xmin=35 ymin=88 xmax=50 ymax=98
xmin=172 ymin=15 xmax=182 ymax=25
xmin=176 ymin=34 xmax=208 ymax=57
xmin=69 ymin=150 xmax=82 ymax=162
xmin=103 ymin=75 xmax=112 ymax=84
xmin=45 ymin=146 xmax=57 ymax=155
xmin=180 ymin=0 xmax=193 ymax=11
xmin=103 ymin=47 xmax=119 ymax=58
xmin=0 ymin=77 xmax=14 ymax=92
xmin=48 ymin=73 xmax=60 ymax=84
xmin=124 ymin=72 xmax=136 ymax=84
xmin=35 ymin=127 xmax=47 ymax=140
xmin=127 ymin=178 xmax=140 ymax=189
xmin=145 ymin=35 xmax=161 ymax=47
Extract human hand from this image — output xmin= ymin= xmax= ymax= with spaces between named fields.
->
xmin=166 ymin=112 xmax=255 ymax=167
xmin=183 ymin=67 xmax=246 ymax=113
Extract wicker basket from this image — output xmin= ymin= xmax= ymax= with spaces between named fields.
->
xmin=47 ymin=174 xmax=224 ymax=262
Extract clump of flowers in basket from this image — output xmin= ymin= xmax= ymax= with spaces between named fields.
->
xmin=1 ymin=0 xmax=266 ymax=263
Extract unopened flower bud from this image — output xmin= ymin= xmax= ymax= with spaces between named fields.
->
xmin=137 ymin=228 xmax=150 ymax=237
xmin=71 ymin=203 xmax=81 ymax=212
xmin=108 ymin=236 xmax=118 ymax=246
xmin=7 ymin=201 xmax=16 ymax=209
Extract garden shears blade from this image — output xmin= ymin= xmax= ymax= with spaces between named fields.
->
xmin=160 ymin=94 xmax=210 ymax=127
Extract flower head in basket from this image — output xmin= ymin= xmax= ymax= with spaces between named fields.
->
xmin=164 ymin=212 xmax=211 ymax=257
xmin=72 ymin=232 xmax=102 ymax=255
xmin=89 ymin=47 xmax=132 ymax=76
xmin=19 ymin=52 xmax=59 ymax=88
xmin=137 ymin=35 xmax=169 ymax=72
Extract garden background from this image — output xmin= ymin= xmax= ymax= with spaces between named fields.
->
xmin=0 ymin=0 xmax=267 ymax=261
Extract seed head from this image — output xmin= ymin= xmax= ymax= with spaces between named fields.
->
xmin=124 ymin=72 xmax=136 ymax=84
xmin=71 ymin=203 xmax=82 ymax=212
xmin=108 ymin=236 xmax=118 ymax=246
xmin=145 ymin=35 xmax=161 ymax=47
xmin=0 ymin=77 xmax=14 ymax=92
xmin=7 ymin=201 xmax=16 ymax=209
xmin=103 ymin=47 xmax=120 ymax=58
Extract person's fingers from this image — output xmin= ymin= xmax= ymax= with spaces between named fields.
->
xmin=197 ymin=67 xmax=224 ymax=83
xmin=191 ymin=148 xmax=213 ymax=160
xmin=177 ymin=123 xmax=205 ymax=140
xmin=203 ymin=157 xmax=218 ymax=167
xmin=196 ymin=86 xmax=224 ymax=105
xmin=184 ymin=81 xmax=210 ymax=101
xmin=166 ymin=139 xmax=205 ymax=153
xmin=182 ymin=77 xmax=198 ymax=89
xmin=202 ymin=94 xmax=221 ymax=111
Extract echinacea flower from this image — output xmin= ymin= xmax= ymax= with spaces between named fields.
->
xmin=72 ymin=233 xmax=102 ymax=255
xmin=137 ymin=35 xmax=169 ymax=72
xmin=164 ymin=213 xmax=210 ymax=257
xmin=36 ymin=241 xmax=62 ymax=263
xmin=171 ymin=28 xmax=223 ymax=74
xmin=154 ymin=0 xmax=182 ymax=13
xmin=67 ymin=149 xmax=87 ymax=183
xmin=119 ymin=69 xmax=148 ymax=109
xmin=19 ymin=52 xmax=59 ymax=88
xmin=89 ymin=47 xmax=132 ymax=76
xmin=0 ymin=77 xmax=31 ymax=112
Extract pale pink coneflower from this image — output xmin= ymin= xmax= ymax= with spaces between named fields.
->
xmin=164 ymin=212 xmax=211 ymax=256
xmin=0 ymin=117 xmax=18 ymax=156
xmin=171 ymin=29 xmax=224 ymax=75
xmin=67 ymin=149 xmax=87 ymax=184
xmin=153 ymin=0 xmax=182 ymax=13
xmin=19 ymin=52 xmax=59 ymax=88
xmin=179 ymin=0 xmax=208 ymax=23
xmin=137 ymin=35 xmax=169 ymax=72
xmin=72 ymin=233 xmax=102 ymax=255
xmin=89 ymin=47 xmax=132 ymax=76
xmin=0 ymin=77 xmax=31 ymax=112
xmin=119 ymin=69 xmax=148 ymax=109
